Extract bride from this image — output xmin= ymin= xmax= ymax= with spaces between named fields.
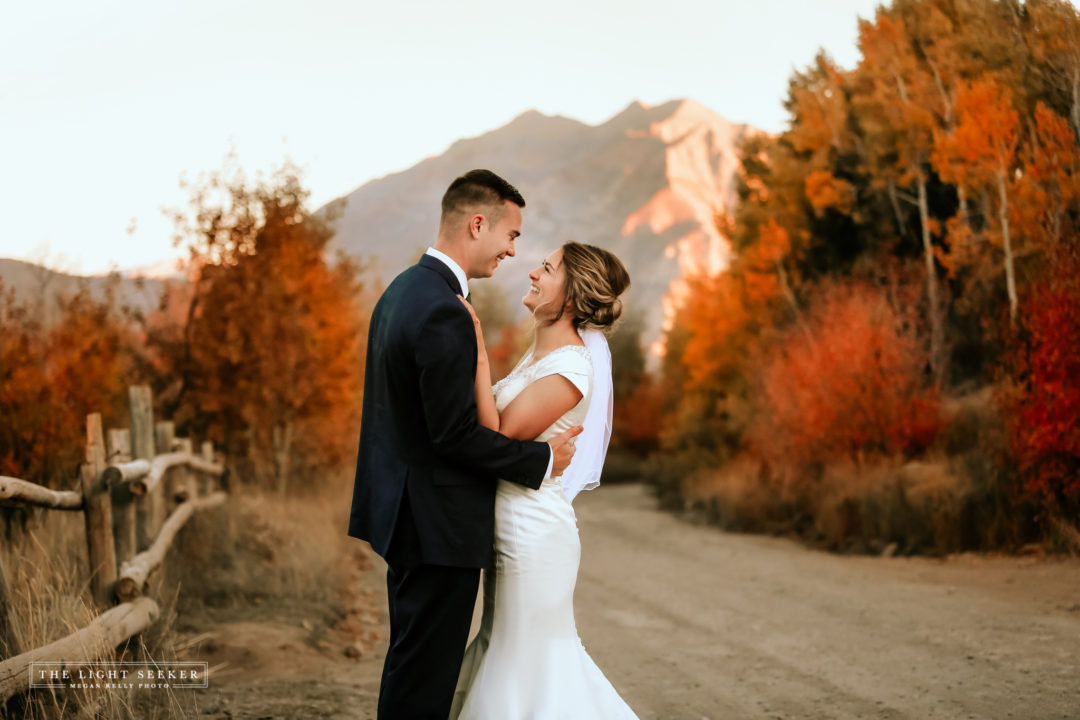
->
xmin=450 ymin=241 xmax=639 ymax=719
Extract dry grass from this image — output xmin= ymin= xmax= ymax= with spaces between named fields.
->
xmin=166 ymin=478 xmax=354 ymax=627
xmin=676 ymin=450 xmax=1035 ymax=556
xmin=812 ymin=460 xmax=978 ymax=554
xmin=681 ymin=456 xmax=794 ymax=534
xmin=1048 ymin=517 xmax=1080 ymax=555
xmin=1 ymin=476 xmax=357 ymax=718
xmin=0 ymin=508 xmax=181 ymax=719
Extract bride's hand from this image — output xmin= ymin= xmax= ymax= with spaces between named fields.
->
xmin=458 ymin=295 xmax=488 ymax=362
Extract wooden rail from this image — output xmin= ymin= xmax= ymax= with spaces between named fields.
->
xmin=129 ymin=452 xmax=223 ymax=497
xmin=0 ymin=477 xmax=83 ymax=510
xmin=0 ymin=384 xmax=227 ymax=704
xmin=115 ymin=492 xmax=227 ymax=601
xmin=101 ymin=459 xmax=151 ymax=486
xmin=1 ymin=453 xmax=224 ymax=511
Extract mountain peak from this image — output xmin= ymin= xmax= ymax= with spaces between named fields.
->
xmin=481 ymin=108 xmax=591 ymax=143
xmin=509 ymin=108 xmax=547 ymax=123
xmin=605 ymin=99 xmax=653 ymax=129
xmin=602 ymin=98 xmax=737 ymax=139
xmin=652 ymin=98 xmax=739 ymax=144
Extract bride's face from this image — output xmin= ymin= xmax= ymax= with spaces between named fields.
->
xmin=523 ymin=248 xmax=567 ymax=319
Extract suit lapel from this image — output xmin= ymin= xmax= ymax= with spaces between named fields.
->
xmin=418 ymin=254 xmax=464 ymax=296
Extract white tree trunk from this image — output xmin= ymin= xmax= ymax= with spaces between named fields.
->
xmin=917 ymin=174 xmax=944 ymax=383
xmin=997 ymin=171 xmax=1019 ymax=324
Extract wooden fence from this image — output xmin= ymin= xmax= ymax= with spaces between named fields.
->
xmin=0 ymin=385 xmax=226 ymax=703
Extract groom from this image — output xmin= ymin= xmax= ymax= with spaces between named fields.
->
xmin=348 ymin=169 xmax=583 ymax=719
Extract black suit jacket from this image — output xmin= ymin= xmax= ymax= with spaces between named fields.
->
xmin=348 ymin=254 xmax=550 ymax=568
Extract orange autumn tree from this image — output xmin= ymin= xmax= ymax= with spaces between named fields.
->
xmin=0 ymin=283 xmax=54 ymax=483
xmin=662 ymin=213 xmax=793 ymax=457
xmin=162 ymin=160 xmax=367 ymax=495
xmin=856 ymin=9 xmax=948 ymax=381
xmin=662 ymin=270 xmax=751 ymax=456
xmin=1012 ymin=103 xmax=1080 ymax=255
xmin=932 ymin=75 xmax=1022 ymax=323
xmin=775 ymin=55 xmax=864 ymax=279
xmin=0 ymin=279 xmax=142 ymax=487
xmin=786 ymin=52 xmax=853 ymax=173
xmin=1025 ymin=0 xmax=1080 ymax=145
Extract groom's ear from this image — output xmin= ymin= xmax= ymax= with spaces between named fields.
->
xmin=468 ymin=213 xmax=485 ymax=240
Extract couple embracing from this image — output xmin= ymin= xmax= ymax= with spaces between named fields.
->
xmin=348 ymin=169 xmax=638 ymax=719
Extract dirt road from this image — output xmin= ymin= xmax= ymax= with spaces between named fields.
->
xmin=572 ymin=483 xmax=1080 ymax=720
xmin=191 ymin=482 xmax=1080 ymax=719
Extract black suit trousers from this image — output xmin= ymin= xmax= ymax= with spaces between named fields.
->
xmin=378 ymin=493 xmax=480 ymax=719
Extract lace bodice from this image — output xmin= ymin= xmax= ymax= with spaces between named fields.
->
xmin=492 ymin=344 xmax=593 ymax=444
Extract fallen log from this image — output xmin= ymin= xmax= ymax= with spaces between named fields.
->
xmin=0 ymin=596 xmax=159 ymax=702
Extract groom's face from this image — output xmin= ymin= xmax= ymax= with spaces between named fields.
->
xmin=468 ymin=200 xmax=522 ymax=279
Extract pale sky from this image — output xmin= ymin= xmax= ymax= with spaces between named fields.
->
xmin=1 ymin=0 xmax=881 ymax=275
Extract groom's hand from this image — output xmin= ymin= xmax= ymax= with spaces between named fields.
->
xmin=548 ymin=425 xmax=584 ymax=478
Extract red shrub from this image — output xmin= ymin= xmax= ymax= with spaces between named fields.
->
xmin=749 ymin=281 xmax=940 ymax=467
xmin=1005 ymin=260 xmax=1080 ymax=512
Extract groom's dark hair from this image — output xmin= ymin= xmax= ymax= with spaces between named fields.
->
xmin=440 ymin=169 xmax=525 ymax=228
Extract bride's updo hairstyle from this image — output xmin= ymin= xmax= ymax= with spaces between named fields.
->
xmin=558 ymin=242 xmax=631 ymax=331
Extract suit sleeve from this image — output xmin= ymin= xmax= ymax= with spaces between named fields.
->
xmin=414 ymin=302 xmax=550 ymax=488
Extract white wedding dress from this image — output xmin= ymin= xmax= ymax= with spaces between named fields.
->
xmin=450 ymin=344 xmax=638 ymax=720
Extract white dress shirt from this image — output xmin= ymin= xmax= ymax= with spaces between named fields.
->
xmin=423 ymin=247 xmax=554 ymax=482
xmin=425 ymin=247 xmax=469 ymax=297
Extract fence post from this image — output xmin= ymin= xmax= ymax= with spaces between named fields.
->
xmin=129 ymin=385 xmax=156 ymax=552
xmin=107 ymin=428 xmax=137 ymax=567
xmin=155 ymin=422 xmax=175 ymax=521
xmin=200 ymin=441 xmax=214 ymax=495
xmin=82 ymin=413 xmax=116 ymax=609
xmin=176 ymin=438 xmax=194 ymax=501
